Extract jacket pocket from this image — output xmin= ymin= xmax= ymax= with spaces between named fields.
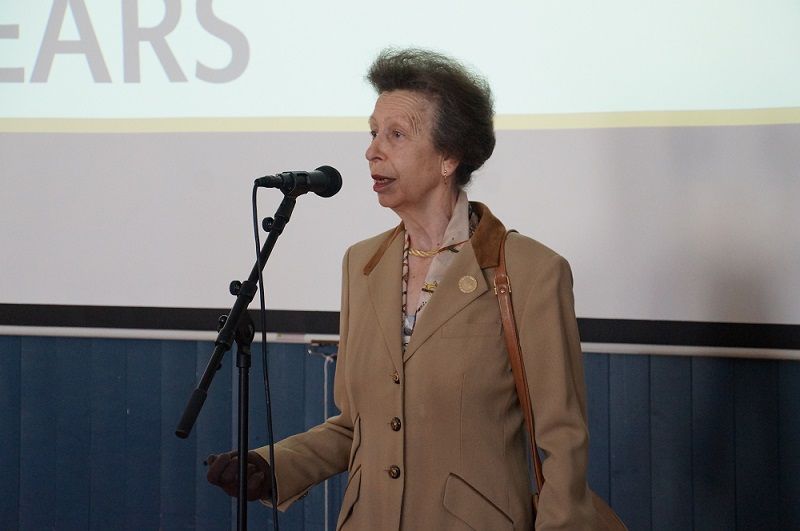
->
xmin=443 ymin=473 xmax=514 ymax=531
xmin=335 ymin=465 xmax=361 ymax=530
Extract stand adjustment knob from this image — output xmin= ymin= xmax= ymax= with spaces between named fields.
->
xmin=229 ymin=280 xmax=242 ymax=295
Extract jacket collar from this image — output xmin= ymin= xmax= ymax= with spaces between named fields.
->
xmin=362 ymin=201 xmax=507 ymax=276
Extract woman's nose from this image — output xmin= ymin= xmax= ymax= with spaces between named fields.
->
xmin=365 ymin=137 xmax=381 ymax=161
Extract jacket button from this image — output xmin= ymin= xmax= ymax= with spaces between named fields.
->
xmin=390 ymin=417 xmax=401 ymax=431
xmin=391 ymin=371 xmax=400 ymax=384
xmin=388 ymin=465 xmax=401 ymax=479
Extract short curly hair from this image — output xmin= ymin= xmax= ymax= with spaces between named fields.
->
xmin=366 ymin=48 xmax=495 ymax=188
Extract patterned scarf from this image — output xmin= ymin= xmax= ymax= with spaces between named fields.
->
xmin=401 ymin=192 xmax=479 ymax=352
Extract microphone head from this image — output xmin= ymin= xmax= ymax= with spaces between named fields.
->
xmin=314 ymin=165 xmax=342 ymax=197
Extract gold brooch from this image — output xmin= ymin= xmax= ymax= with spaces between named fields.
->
xmin=422 ymin=281 xmax=438 ymax=293
xmin=458 ymin=275 xmax=478 ymax=293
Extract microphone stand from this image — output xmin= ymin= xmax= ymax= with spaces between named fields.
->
xmin=176 ymin=194 xmax=296 ymax=531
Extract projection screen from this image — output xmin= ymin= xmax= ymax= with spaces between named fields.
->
xmin=1 ymin=1 xmax=799 ymax=352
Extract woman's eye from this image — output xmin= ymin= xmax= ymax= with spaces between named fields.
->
xmin=369 ymin=130 xmax=377 ymax=139
xmin=392 ymin=130 xmax=403 ymax=138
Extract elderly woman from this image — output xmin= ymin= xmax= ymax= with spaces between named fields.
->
xmin=208 ymin=48 xmax=597 ymax=530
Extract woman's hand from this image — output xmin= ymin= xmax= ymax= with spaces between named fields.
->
xmin=206 ymin=450 xmax=272 ymax=501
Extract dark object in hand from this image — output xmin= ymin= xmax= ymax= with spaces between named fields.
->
xmin=206 ymin=451 xmax=272 ymax=501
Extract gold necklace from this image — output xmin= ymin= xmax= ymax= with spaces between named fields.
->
xmin=408 ymin=238 xmax=469 ymax=258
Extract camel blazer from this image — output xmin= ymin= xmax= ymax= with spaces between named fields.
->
xmin=255 ymin=203 xmax=596 ymax=530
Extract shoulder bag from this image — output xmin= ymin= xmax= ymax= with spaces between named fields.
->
xmin=494 ymin=231 xmax=627 ymax=531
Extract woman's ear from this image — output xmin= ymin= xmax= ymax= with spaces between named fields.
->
xmin=441 ymin=156 xmax=459 ymax=182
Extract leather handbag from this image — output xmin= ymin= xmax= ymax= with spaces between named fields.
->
xmin=494 ymin=231 xmax=627 ymax=530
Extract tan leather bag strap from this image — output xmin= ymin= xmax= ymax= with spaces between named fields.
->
xmin=495 ymin=231 xmax=545 ymax=492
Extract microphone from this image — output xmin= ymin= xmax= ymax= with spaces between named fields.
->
xmin=254 ymin=165 xmax=342 ymax=198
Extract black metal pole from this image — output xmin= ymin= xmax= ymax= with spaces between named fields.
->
xmin=234 ymin=313 xmax=255 ymax=531
xmin=175 ymin=195 xmax=296 ymax=531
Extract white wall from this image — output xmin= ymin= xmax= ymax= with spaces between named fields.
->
xmin=1 ymin=1 xmax=799 ymax=326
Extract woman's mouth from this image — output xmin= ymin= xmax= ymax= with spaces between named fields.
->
xmin=372 ymin=175 xmax=395 ymax=192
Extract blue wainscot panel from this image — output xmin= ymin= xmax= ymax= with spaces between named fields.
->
xmin=0 ymin=336 xmax=798 ymax=530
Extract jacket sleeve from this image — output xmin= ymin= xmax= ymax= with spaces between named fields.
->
xmin=254 ymin=247 xmax=355 ymax=510
xmin=513 ymin=249 xmax=596 ymax=530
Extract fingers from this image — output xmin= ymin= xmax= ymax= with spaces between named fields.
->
xmin=206 ymin=452 xmax=235 ymax=485
xmin=245 ymin=451 xmax=272 ymax=500
xmin=206 ymin=451 xmax=271 ymax=500
xmin=219 ymin=456 xmax=239 ymax=486
xmin=246 ymin=470 xmax=266 ymax=501
xmin=207 ymin=452 xmax=240 ymax=497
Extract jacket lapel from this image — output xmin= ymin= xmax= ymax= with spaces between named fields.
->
xmin=403 ymin=242 xmax=488 ymax=363
xmin=360 ymin=202 xmax=507 ymax=367
xmin=366 ymin=229 xmax=404 ymax=369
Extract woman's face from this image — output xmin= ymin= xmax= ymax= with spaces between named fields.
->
xmin=366 ymin=90 xmax=455 ymax=213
